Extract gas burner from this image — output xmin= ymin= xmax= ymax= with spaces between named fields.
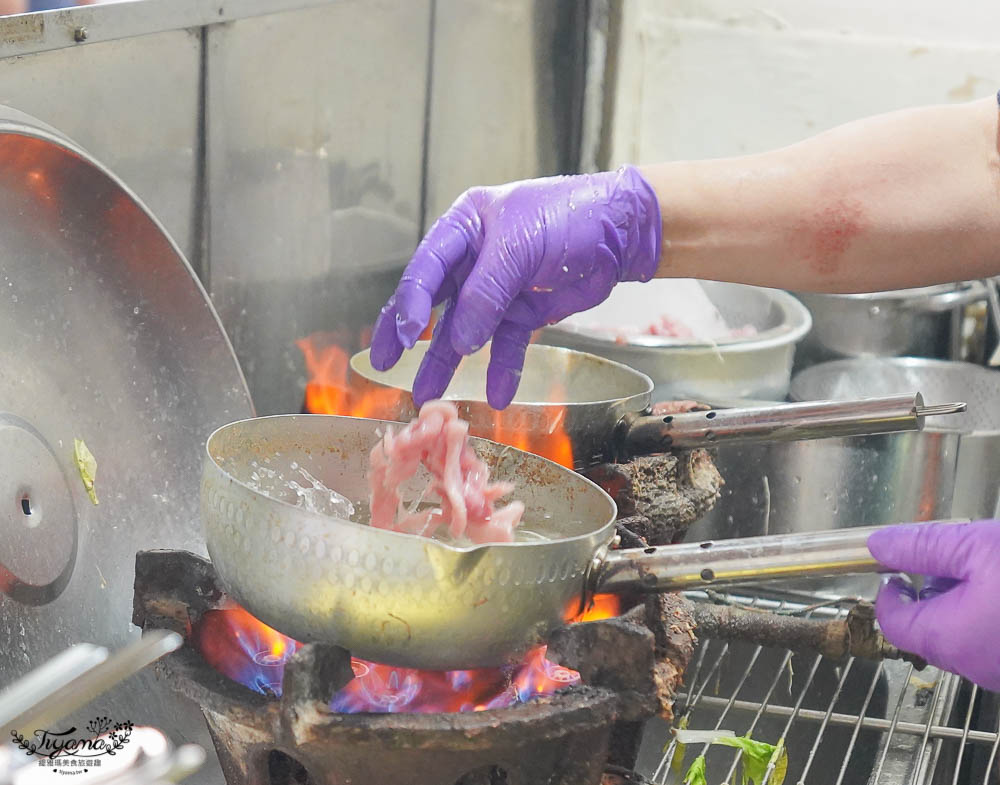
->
xmin=132 ymin=550 xmax=696 ymax=785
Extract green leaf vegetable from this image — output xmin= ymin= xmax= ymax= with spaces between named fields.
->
xmin=714 ymin=735 xmax=787 ymax=785
xmin=682 ymin=754 xmax=707 ymax=785
xmin=679 ymin=732 xmax=787 ymax=785
xmin=74 ymin=438 xmax=99 ymax=505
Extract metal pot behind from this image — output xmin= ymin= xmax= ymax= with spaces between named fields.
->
xmin=790 ymin=357 xmax=1000 ymax=522
xmin=793 ymin=283 xmax=986 ymax=369
xmin=348 ymin=343 xmax=963 ymax=470
xmin=689 ymin=358 xmax=1000 ymax=549
xmin=350 ymin=342 xmax=653 ymax=469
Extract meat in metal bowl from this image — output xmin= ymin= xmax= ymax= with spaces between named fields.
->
xmin=539 ymin=280 xmax=812 ymax=402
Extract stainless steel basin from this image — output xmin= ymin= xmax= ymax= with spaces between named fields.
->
xmin=687 ymin=359 xmax=1000 ymax=554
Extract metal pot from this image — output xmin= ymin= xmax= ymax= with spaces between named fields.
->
xmin=203 ymin=412 xmax=923 ymax=670
xmin=689 ymin=358 xmax=1000 ymax=549
xmin=793 ymin=282 xmax=986 ymax=368
xmin=349 ymin=343 xmax=961 ymax=470
xmin=538 ymin=280 xmax=812 ymax=401
xmin=790 ymin=358 xmax=1000 ymax=523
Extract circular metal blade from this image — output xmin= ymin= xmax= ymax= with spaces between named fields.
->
xmin=0 ymin=107 xmax=252 ymax=773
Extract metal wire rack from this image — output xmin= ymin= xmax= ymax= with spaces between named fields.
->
xmin=634 ymin=589 xmax=1000 ymax=785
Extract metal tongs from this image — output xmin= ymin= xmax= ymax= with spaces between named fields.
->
xmin=0 ymin=632 xmax=204 ymax=785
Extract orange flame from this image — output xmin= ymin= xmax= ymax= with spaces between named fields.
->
xmin=296 ymin=328 xmax=417 ymax=420
xmin=490 ymin=395 xmax=574 ymax=468
xmin=568 ymin=593 xmax=623 ymax=623
xmin=297 ymin=327 xmax=576 ymax=469
xmin=193 ymin=606 xmax=302 ymax=695
xmin=297 ymin=336 xmax=352 ymax=415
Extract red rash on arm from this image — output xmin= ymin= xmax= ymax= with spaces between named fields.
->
xmin=794 ymin=198 xmax=867 ymax=277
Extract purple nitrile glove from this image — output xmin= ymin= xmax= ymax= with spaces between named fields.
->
xmin=369 ymin=166 xmax=661 ymax=409
xmin=867 ymin=521 xmax=1000 ymax=691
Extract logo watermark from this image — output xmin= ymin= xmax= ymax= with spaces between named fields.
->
xmin=10 ymin=716 xmax=133 ymax=776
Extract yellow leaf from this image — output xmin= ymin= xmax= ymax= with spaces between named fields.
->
xmin=770 ymin=739 xmax=789 ymax=785
xmin=74 ymin=438 xmax=98 ymax=505
xmin=669 ymin=714 xmax=690 ymax=775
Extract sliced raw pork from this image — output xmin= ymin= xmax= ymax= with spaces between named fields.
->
xmin=368 ymin=400 xmax=524 ymax=544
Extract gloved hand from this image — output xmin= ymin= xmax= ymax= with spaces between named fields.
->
xmin=369 ymin=166 xmax=661 ymax=409
xmin=867 ymin=521 xmax=1000 ymax=691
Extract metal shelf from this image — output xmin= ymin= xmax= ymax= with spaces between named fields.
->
xmin=640 ymin=591 xmax=999 ymax=785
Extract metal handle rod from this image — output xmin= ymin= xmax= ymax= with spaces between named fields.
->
xmin=593 ymin=520 xmax=969 ymax=595
xmin=3 ymin=631 xmax=182 ymax=737
xmin=898 ymin=281 xmax=987 ymax=313
xmin=0 ymin=644 xmax=108 ymax=730
xmin=622 ymin=394 xmax=967 ymax=453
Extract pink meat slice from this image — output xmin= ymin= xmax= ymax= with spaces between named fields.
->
xmin=645 ymin=315 xmax=695 ymax=338
xmin=368 ymin=401 xmax=524 ymax=544
xmin=588 ymin=316 xmax=758 ymax=343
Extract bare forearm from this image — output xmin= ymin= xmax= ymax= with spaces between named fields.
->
xmin=641 ymin=97 xmax=1000 ymax=293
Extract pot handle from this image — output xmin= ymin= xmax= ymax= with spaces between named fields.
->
xmin=615 ymin=394 xmax=965 ymax=455
xmin=896 ymin=281 xmax=987 ymax=313
xmin=590 ymin=521 xmax=969 ymax=595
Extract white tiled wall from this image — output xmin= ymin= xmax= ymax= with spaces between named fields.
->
xmin=604 ymin=0 xmax=1000 ymax=166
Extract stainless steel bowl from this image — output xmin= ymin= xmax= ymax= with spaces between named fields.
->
xmin=539 ymin=280 xmax=812 ymax=401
